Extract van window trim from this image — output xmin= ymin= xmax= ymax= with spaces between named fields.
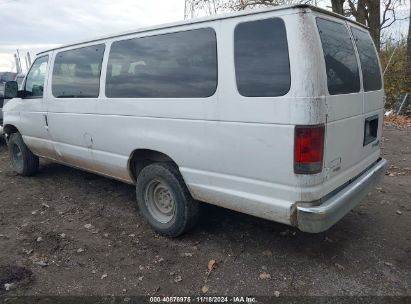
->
xmin=346 ymin=22 xmax=365 ymax=94
xmin=315 ymin=16 xmax=362 ymax=96
xmin=104 ymin=26 xmax=219 ymax=99
xmin=51 ymin=43 xmax=106 ymax=99
xmin=23 ymin=54 xmax=50 ymax=100
xmin=233 ymin=16 xmax=291 ymax=98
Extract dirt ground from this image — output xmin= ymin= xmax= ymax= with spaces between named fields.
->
xmin=0 ymin=126 xmax=410 ymax=297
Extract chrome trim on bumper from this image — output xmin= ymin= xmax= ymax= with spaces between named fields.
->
xmin=297 ymin=158 xmax=387 ymax=233
xmin=0 ymin=125 xmax=3 ymax=136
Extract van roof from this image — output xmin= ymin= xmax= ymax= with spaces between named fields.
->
xmin=37 ymin=4 xmax=368 ymax=55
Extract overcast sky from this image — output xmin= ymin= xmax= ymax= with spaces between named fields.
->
xmin=0 ymin=0 xmax=185 ymax=72
xmin=0 ymin=0 xmax=409 ymax=73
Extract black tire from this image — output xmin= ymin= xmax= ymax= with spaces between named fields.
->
xmin=136 ymin=162 xmax=199 ymax=237
xmin=8 ymin=133 xmax=39 ymax=176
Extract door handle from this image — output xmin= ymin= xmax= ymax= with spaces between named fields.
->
xmin=43 ymin=114 xmax=49 ymax=131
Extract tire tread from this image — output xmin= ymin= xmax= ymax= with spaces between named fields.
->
xmin=8 ymin=133 xmax=39 ymax=176
xmin=136 ymin=162 xmax=199 ymax=237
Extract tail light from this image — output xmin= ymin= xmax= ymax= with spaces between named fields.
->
xmin=294 ymin=125 xmax=325 ymax=174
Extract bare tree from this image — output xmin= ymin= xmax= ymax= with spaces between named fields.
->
xmin=219 ymin=0 xmax=313 ymax=11
xmin=331 ymin=0 xmax=345 ymax=14
xmin=343 ymin=1 xmax=380 ymax=49
xmin=330 ymin=0 xmax=407 ymax=51
xmin=185 ymin=0 xmax=315 ymax=17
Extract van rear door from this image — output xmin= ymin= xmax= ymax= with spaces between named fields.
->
xmin=316 ymin=17 xmax=383 ymax=193
xmin=351 ymin=26 xmax=384 ymax=173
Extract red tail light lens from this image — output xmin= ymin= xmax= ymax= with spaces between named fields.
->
xmin=294 ymin=125 xmax=325 ymax=174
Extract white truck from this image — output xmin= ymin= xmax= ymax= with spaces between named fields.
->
xmin=2 ymin=5 xmax=387 ymax=237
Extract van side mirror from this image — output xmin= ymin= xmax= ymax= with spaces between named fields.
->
xmin=4 ymin=81 xmax=18 ymax=99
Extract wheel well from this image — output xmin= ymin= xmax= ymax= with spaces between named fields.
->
xmin=3 ymin=125 xmax=19 ymax=140
xmin=128 ymin=149 xmax=176 ymax=182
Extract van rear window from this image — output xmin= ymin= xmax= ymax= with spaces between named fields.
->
xmin=106 ymin=28 xmax=217 ymax=98
xmin=234 ymin=18 xmax=290 ymax=97
xmin=316 ymin=18 xmax=360 ymax=95
xmin=351 ymin=28 xmax=382 ymax=92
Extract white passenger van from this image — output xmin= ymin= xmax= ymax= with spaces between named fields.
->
xmin=2 ymin=5 xmax=387 ymax=237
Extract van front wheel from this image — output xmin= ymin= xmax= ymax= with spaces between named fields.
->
xmin=8 ymin=133 xmax=39 ymax=176
xmin=136 ymin=162 xmax=199 ymax=237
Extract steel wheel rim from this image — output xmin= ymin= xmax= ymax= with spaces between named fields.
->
xmin=11 ymin=143 xmax=23 ymax=172
xmin=144 ymin=179 xmax=176 ymax=224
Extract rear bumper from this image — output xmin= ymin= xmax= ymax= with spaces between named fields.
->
xmin=297 ymin=158 xmax=387 ymax=233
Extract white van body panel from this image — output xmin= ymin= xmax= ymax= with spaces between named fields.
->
xmin=2 ymin=5 xmax=386 ymax=230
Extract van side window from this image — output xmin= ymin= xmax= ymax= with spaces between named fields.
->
xmin=106 ymin=28 xmax=217 ymax=98
xmin=351 ymin=28 xmax=382 ymax=92
xmin=316 ymin=18 xmax=360 ymax=95
xmin=24 ymin=56 xmax=49 ymax=98
xmin=234 ymin=18 xmax=290 ymax=97
xmin=52 ymin=44 xmax=105 ymax=98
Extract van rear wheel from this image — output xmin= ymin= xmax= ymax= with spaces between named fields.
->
xmin=8 ymin=133 xmax=39 ymax=176
xmin=136 ymin=162 xmax=199 ymax=237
